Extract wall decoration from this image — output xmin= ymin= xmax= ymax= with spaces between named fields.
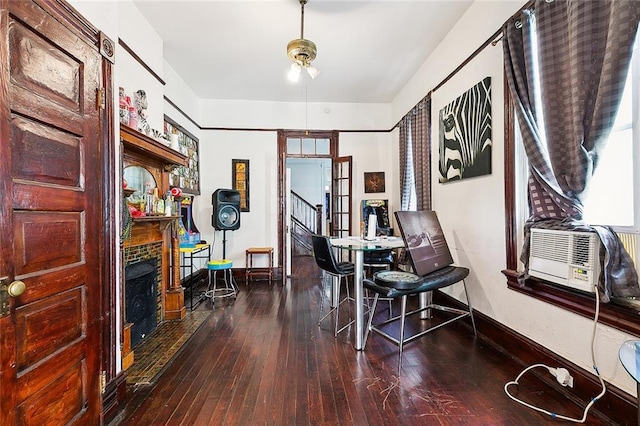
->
xmin=232 ymin=159 xmax=250 ymax=212
xmin=364 ymin=172 xmax=385 ymax=193
xmin=164 ymin=116 xmax=200 ymax=195
xmin=438 ymin=76 xmax=492 ymax=183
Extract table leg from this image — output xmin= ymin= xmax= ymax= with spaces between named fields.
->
xmin=331 ymin=276 xmax=339 ymax=308
xmin=419 ymin=291 xmax=433 ymax=319
xmin=354 ymin=250 xmax=364 ymax=350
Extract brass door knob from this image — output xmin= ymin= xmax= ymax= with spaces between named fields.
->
xmin=8 ymin=280 xmax=26 ymax=297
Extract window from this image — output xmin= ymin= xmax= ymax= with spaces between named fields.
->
xmin=401 ymin=117 xmax=417 ymax=212
xmin=514 ymin=28 xmax=640 ymax=269
xmin=583 ymin=44 xmax=638 ymax=233
xmin=286 ymin=137 xmax=330 ymax=156
xmin=505 ymin=16 xmax=640 ymax=334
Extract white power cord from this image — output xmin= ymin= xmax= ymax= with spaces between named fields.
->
xmin=504 ymin=288 xmax=607 ymax=423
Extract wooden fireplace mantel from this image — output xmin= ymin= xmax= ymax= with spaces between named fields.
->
xmin=120 ymin=126 xmax=188 ymax=371
xmin=120 ymin=125 xmax=188 ymax=170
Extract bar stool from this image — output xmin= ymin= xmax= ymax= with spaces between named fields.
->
xmin=205 ymin=259 xmax=237 ymax=305
xmin=245 ymin=247 xmax=274 ymax=284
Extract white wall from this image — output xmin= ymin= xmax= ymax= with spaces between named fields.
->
xmin=398 ymin=0 xmax=637 ymax=397
xmin=197 ymin=131 xmax=278 ymax=263
xmin=340 ymin=131 xmax=397 ymax=231
xmin=69 ymin=0 xmax=636 ymax=398
xmin=195 ymin=100 xmax=394 ymax=262
xmin=287 ymin=158 xmax=330 ymax=207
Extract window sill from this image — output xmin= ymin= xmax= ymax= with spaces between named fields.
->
xmin=503 ymin=269 xmax=640 ymax=336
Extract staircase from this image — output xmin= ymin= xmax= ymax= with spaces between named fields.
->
xmin=291 ymin=191 xmax=323 ymax=256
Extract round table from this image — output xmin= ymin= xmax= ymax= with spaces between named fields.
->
xmin=618 ymin=339 xmax=640 ymax=425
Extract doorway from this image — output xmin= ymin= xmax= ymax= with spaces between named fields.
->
xmin=286 ymin=157 xmax=331 ymax=275
xmin=277 ymin=130 xmax=351 ymax=283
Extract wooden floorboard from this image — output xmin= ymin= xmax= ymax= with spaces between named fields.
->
xmin=115 ymin=255 xmax=616 ymax=425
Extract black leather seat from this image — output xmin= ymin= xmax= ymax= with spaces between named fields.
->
xmin=312 ymin=235 xmax=355 ymax=337
xmin=363 ymin=266 xmax=476 ymax=372
xmin=362 ymin=210 xmax=476 ymax=373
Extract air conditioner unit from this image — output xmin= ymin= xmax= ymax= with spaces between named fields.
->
xmin=528 ymin=228 xmax=601 ymax=293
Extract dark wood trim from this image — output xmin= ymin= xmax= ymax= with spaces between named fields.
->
xmin=332 ymin=129 xmax=390 ymax=133
xmin=201 ymin=126 xmax=389 ymax=134
xmin=504 ymin=272 xmax=640 ymax=337
xmin=163 ymin=96 xmax=200 ymax=130
xmin=101 ymin=371 xmax=127 ymax=424
xmin=277 ymin=130 xmax=286 ymax=285
xmin=503 ymin=72 xmax=518 ymax=270
xmin=392 ymin=0 xmax=536 ymax=131
xmin=101 ymin=51 xmax=118 ymax=393
xmin=277 ymin=129 xmax=338 ymax=282
xmin=118 ymin=38 xmax=165 ymax=86
xmin=432 ymin=29 xmax=503 ymax=96
xmin=434 ymin=291 xmax=637 ymax=425
xmin=39 ymin=0 xmax=100 ymax=42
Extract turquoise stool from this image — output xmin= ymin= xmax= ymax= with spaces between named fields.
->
xmin=205 ymin=259 xmax=237 ymax=304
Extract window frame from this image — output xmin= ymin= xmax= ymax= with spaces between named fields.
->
xmin=502 ymin=75 xmax=640 ymax=337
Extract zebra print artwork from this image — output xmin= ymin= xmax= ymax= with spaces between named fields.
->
xmin=438 ymin=77 xmax=492 ymax=183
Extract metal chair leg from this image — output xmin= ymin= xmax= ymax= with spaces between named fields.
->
xmin=363 ymin=293 xmax=379 ymax=350
xmin=398 ymin=295 xmax=407 ymax=374
xmin=462 ymin=279 xmax=477 ymax=335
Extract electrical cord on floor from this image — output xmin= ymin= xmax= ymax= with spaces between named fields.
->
xmin=504 ymin=288 xmax=606 ymax=423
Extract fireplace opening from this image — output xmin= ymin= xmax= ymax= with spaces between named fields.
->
xmin=125 ymin=259 xmax=158 ymax=347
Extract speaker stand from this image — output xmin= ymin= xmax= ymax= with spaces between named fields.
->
xmin=222 ymin=230 xmax=228 ymax=259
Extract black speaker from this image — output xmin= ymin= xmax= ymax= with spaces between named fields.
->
xmin=212 ymin=189 xmax=241 ymax=230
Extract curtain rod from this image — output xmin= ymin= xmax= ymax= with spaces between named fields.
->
xmin=392 ymin=0 xmax=535 ymax=131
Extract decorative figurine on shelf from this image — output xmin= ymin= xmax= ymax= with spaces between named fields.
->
xmin=134 ymin=89 xmax=151 ymax=135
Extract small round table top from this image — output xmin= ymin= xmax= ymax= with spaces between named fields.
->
xmin=619 ymin=340 xmax=640 ymax=384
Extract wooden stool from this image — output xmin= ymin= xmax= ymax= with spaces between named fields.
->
xmin=245 ymin=247 xmax=274 ymax=284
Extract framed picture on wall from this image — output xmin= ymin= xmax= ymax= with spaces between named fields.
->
xmin=232 ymin=159 xmax=250 ymax=212
xmin=438 ymin=77 xmax=492 ymax=183
xmin=164 ymin=115 xmax=200 ymax=195
xmin=364 ymin=172 xmax=385 ymax=193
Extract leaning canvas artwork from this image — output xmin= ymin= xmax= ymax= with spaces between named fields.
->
xmin=438 ymin=77 xmax=492 ymax=183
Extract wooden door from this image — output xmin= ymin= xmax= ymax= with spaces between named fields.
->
xmin=0 ymin=1 xmax=104 ymax=424
xmin=331 ymin=156 xmax=352 ymax=238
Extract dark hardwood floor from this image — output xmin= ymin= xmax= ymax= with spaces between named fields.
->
xmin=115 ymin=255 xmax=615 ymax=425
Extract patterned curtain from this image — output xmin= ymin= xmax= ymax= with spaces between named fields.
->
xmin=398 ymin=117 xmax=412 ymax=211
xmin=503 ymin=0 xmax=640 ymax=301
xmin=411 ymin=98 xmax=432 ymax=211
xmin=398 ymin=97 xmax=431 ymax=211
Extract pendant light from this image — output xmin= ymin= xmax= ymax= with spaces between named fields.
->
xmin=287 ymin=0 xmax=319 ymax=82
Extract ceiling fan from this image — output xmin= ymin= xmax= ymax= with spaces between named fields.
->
xmin=287 ymin=0 xmax=319 ymax=82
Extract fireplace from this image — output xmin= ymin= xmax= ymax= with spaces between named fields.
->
xmin=125 ymin=259 xmax=159 ymax=347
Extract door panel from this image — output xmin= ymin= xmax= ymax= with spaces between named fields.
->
xmin=18 ymin=359 xmax=86 ymax=424
xmin=331 ymin=156 xmax=352 ymax=238
xmin=11 ymin=116 xmax=82 ymax=187
xmin=16 ymin=287 xmax=84 ymax=369
xmin=14 ymin=212 xmax=82 ymax=274
xmin=0 ymin=0 xmax=103 ymax=424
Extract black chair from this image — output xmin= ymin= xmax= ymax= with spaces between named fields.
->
xmin=363 ymin=250 xmax=395 ymax=277
xmin=312 ymin=235 xmax=355 ymax=337
xmin=363 ymin=250 xmax=395 ymax=313
xmin=362 ymin=211 xmax=476 ymax=373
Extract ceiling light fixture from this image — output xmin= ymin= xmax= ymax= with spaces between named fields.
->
xmin=287 ymin=0 xmax=318 ymax=82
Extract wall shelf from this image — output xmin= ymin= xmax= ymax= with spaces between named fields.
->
xmin=120 ymin=125 xmax=188 ymax=171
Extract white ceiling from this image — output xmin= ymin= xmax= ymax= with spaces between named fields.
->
xmin=132 ymin=0 xmax=474 ymax=104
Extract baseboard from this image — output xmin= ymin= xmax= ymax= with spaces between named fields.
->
xmin=433 ymin=291 xmax=637 ymax=425
xmin=102 ymin=371 xmax=127 ymax=424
